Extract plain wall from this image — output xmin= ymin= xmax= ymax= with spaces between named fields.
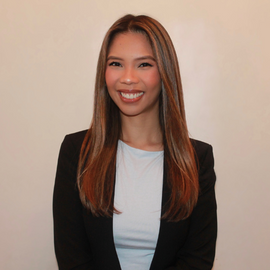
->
xmin=1 ymin=0 xmax=269 ymax=269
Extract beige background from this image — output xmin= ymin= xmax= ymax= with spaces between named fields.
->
xmin=1 ymin=0 xmax=270 ymax=269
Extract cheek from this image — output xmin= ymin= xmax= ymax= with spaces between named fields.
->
xmin=105 ymin=69 xmax=118 ymax=101
xmin=105 ymin=69 xmax=115 ymax=89
xmin=146 ymin=70 xmax=161 ymax=90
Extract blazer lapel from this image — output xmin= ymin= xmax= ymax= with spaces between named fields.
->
xmin=150 ymin=157 xmax=190 ymax=270
xmin=83 ymin=210 xmax=121 ymax=269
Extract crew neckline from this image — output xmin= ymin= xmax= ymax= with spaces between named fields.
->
xmin=118 ymin=140 xmax=164 ymax=153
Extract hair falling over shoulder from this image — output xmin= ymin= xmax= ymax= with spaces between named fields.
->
xmin=77 ymin=14 xmax=199 ymax=222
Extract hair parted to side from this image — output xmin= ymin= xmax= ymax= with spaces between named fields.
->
xmin=77 ymin=14 xmax=199 ymax=222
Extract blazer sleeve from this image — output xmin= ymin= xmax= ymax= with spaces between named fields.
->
xmin=167 ymin=143 xmax=217 ymax=270
xmin=53 ymin=134 xmax=94 ymax=270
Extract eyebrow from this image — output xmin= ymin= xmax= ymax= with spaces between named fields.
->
xmin=107 ymin=55 xmax=156 ymax=61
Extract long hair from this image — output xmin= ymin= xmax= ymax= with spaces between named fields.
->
xmin=77 ymin=14 xmax=199 ymax=221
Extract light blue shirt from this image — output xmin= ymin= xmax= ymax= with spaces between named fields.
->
xmin=113 ymin=140 xmax=164 ymax=270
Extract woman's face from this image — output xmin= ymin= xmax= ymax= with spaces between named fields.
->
xmin=105 ymin=32 xmax=161 ymax=119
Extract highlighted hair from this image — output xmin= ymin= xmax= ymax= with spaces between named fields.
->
xmin=78 ymin=14 xmax=198 ymax=221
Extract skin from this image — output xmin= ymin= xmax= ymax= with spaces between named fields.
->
xmin=105 ymin=32 xmax=163 ymax=151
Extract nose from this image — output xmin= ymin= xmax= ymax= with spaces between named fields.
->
xmin=120 ymin=67 xmax=139 ymax=85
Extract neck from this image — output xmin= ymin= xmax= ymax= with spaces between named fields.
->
xmin=120 ymin=112 xmax=163 ymax=151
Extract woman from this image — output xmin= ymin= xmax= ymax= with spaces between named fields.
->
xmin=53 ymin=14 xmax=217 ymax=270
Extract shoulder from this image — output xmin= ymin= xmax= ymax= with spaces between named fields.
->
xmin=62 ymin=129 xmax=88 ymax=148
xmin=191 ymin=139 xmax=213 ymax=158
xmin=57 ymin=130 xmax=88 ymax=173
xmin=191 ymin=139 xmax=214 ymax=168
xmin=191 ymin=139 xmax=216 ymax=188
xmin=60 ymin=130 xmax=88 ymax=156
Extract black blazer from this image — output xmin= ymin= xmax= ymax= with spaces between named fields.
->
xmin=53 ymin=130 xmax=217 ymax=270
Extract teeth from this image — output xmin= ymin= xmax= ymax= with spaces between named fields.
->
xmin=120 ymin=92 xmax=144 ymax=99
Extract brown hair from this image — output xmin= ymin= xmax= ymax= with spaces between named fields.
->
xmin=77 ymin=14 xmax=199 ymax=221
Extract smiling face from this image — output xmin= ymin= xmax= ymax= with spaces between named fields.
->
xmin=105 ymin=32 xmax=161 ymax=119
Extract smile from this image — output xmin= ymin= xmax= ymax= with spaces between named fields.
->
xmin=120 ymin=92 xmax=144 ymax=99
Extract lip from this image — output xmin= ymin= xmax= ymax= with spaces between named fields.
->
xmin=117 ymin=90 xmax=144 ymax=103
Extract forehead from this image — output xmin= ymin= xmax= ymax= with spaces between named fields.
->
xmin=108 ymin=32 xmax=154 ymax=56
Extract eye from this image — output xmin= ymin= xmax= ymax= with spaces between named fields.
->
xmin=108 ymin=61 xmax=121 ymax=67
xmin=139 ymin=62 xmax=153 ymax=68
